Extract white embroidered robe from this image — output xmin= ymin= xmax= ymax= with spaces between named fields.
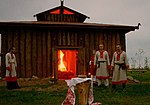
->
xmin=94 ymin=50 xmax=110 ymax=79
xmin=5 ymin=53 xmax=17 ymax=81
xmin=111 ymin=51 xmax=129 ymax=84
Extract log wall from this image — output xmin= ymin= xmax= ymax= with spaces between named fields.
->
xmin=0 ymin=27 xmax=126 ymax=78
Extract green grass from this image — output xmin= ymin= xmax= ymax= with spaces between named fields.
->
xmin=0 ymin=84 xmax=150 ymax=105
xmin=0 ymin=70 xmax=150 ymax=105
xmin=0 ymin=87 xmax=67 ymax=105
xmin=93 ymin=84 xmax=150 ymax=105
xmin=128 ymin=70 xmax=150 ymax=82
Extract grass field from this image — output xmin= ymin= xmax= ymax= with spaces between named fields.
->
xmin=0 ymin=84 xmax=150 ymax=105
xmin=0 ymin=70 xmax=150 ymax=105
xmin=128 ymin=70 xmax=150 ymax=82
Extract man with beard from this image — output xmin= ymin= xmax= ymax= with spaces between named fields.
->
xmin=111 ymin=44 xmax=129 ymax=92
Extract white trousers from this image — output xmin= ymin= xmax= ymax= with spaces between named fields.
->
xmin=97 ymin=79 xmax=109 ymax=86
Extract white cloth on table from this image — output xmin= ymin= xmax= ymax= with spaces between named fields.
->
xmin=62 ymin=78 xmax=94 ymax=105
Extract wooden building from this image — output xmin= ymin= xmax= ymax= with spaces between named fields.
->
xmin=0 ymin=1 xmax=140 ymax=79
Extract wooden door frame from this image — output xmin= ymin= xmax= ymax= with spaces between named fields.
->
xmin=52 ymin=46 xmax=86 ymax=81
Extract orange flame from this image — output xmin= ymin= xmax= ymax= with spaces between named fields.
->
xmin=58 ymin=50 xmax=67 ymax=72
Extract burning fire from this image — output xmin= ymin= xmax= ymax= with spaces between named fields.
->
xmin=57 ymin=50 xmax=77 ymax=79
xmin=58 ymin=50 xmax=67 ymax=72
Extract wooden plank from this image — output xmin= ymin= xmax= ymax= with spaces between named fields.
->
xmin=116 ymin=32 xmax=120 ymax=45
xmin=77 ymin=48 xmax=85 ymax=75
xmin=62 ymin=31 xmax=66 ymax=46
xmin=42 ymin=31 xmax=47 ymax=77
xmin=83 ymin=48 xmax=86 ymax=75
xmin=1 ymin=30 xmax=8 ymax=77
xmin=112 ymin=32 xmax=116 ymax=55
xmin=64 ymin=15 xmax=67 ymax=22
xmin=70 ymin=32 xmax=74 ymax=46
xmin=40 ymin=31 xmax=44 ymax=77
xmin=78 ymin=31 xmax=83 ymax=47
xmin=25 ymin=30 xmax=32 ymax=77
xmin=94 ymin=32 xmax=99 ymax=50
xmin=0 ymin=30 xmax=8 ymax=54
xmin=84 ymin=32 xmax=89 ymax=49
xmin=7 ymin=30 xmax=13 ymax=50
xmin=1 ymin=30 xmax=7 ymax=57
xmin=107 ymin=32 xmax=112 ymax=60
xmin=84 ymin=32 xmax=90 ymax=75
xmin=85 ymin=47 xmax=90 ymax=76
xmin=74 ymin=32 xmax=78 ymax=46
xmin=19 ymin=29 xmax=26 ymax=77
xmin=52 ymin=32 xmax=57 ymax=47
xmin=67 ymin=31 xmax=70 ymax=46
xmin=103 ymin=32 xmax=108 ymax=51
xmin=89 ymin=32 xmax=94 ymax=52
xmin=13 ymin=30 xmax=20 ymax=77
xmin=52 ymin=48 xmax=58 ymax=82
xmin=37 ymin=31 xmax=42 ymax=78
xmin=47 ymin=31 xmax=52 ymax=76
xmin=99 ymin=31 xmax=103 ymax=44
xmin=31 ymin=30 xmax=37 ymax=76
xmin=120 ymin=32 xmax=126 ymax=51
xmin=58 ymin=32 xmax=62 ymax=46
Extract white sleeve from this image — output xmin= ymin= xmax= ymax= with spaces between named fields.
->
xmin=111 ymin=53 xmax=115 ymax=67
xmin=5 ymin=54 xmax=9 ymax=67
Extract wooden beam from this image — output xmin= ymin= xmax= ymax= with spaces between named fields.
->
xmin=20 ymin=29 xmax=26 ymax=77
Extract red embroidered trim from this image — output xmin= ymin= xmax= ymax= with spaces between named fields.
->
xmin=96 ymin=76 xmax=109 ymax=79
xmin=110 ymin=66 xmax=114 ymax=69
xmin=90 ymin=54 xmax=95 ymax=61
xmin=116 ymin=51 xmax=123 ymax=61
xmin=5 ymin=76 xmax=17 ymax=82
xmin=107 ymin=65 xmax=111 ymax=69
xmin=10 ymin=53 xmax=14 ymax=59
xmin=99 ymin=50 xmax=104 ymax=58
xmin=62 ymin=88 xmax=75 ymax=105
xmin=112 ymin=80 xmax=128 ymax=84
xmin=6 ymin=67 xmax=11 ymax=71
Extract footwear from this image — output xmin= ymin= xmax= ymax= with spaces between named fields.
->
xmin=104 ymin=79 xmax=109 ymax=87
xmin=97 ymin=79 xmax=101 ymax=86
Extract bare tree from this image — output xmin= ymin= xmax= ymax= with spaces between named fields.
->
xmin=144 ymin=57 xmax=150 ymax=70
xmin=135 ymin=49 xmax=145 ymax=69
xmin=130 ymin=57 xmax=136 ymax=69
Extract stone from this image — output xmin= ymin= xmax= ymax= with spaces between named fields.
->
xmin=127 ymin=76 xmax=134 ymax=81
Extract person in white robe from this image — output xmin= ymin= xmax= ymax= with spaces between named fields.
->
xmin=94 ymin=44 xmax=110 ymax=87
xmin=5 ymin=47 xmax=20 ymax=89
xmin=111 ymin=44 xmax=129 ymax=92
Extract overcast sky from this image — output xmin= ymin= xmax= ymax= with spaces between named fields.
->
xmin=0 ymin=0 xmax=150 ymax=67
